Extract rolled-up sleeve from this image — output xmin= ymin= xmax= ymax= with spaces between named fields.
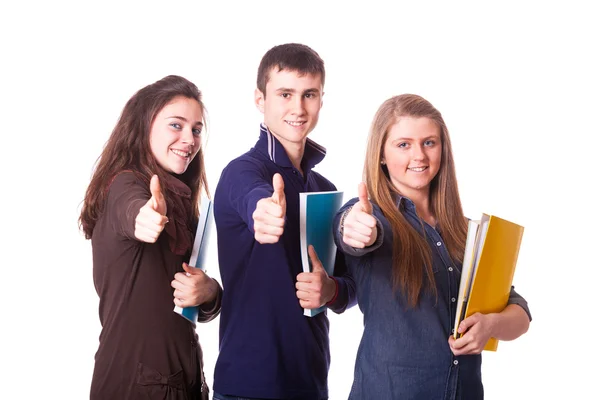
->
xmin=197 ymin=279 xmax=223 ymax=323
xmin=508 ymin=286 xmax=532 ymax=321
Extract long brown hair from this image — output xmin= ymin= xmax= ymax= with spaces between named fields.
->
xmin=364 ymin=94 xmax=467 ymax=307
xmin=79 ymin=75 xmax=208 ymax=239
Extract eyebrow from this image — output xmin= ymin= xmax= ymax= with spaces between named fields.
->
xmin=392 ymin=135 xmax=439 ymax=142
xmin=165 ymin=115 xmax=203 ymax=126
xmin=275 ymin=87 xmax=320 ymax=94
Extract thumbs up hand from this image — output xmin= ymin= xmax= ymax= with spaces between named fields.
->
xmin=252 ymin=173 xmax=287 ymax=244
xmin=341 ymin=182 xmax=378 ymax=248
xmin=295 ymin=245 xmax=336 ymax=309
xmin=135 ymin=174 xmax=169 ymax=243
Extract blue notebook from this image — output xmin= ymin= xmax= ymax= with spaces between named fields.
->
xmin=173 ymin=196 xmax=213 ymax=324
xmin=299 ymin=191 xmax=344 ymax=317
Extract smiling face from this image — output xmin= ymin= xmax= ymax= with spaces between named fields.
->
xmin=149 ymin=96 xmax=203 ymax=175
xmin=382 ymin=116 xmax=442 ymax=199
xmin=255 ymin=67 xmax=323 ymax=148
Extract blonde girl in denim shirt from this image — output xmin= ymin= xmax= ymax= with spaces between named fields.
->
xmin=334 ymin=94 xmax=531 ymax=400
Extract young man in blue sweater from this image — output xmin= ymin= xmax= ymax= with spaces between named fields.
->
xmin=213 ymin=43 xmax=357 ymax=400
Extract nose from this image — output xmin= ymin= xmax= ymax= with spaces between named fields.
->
xmin=291 ymin=95 xmax=306 ymax=116
xmin=181 ymin=128 xmax=195 ymax=149
xmin=412 ymin=144 xmax=426 ymax=161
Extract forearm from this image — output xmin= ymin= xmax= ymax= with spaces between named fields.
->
xmin=490 ymin=304 xmax=530 ymax=341
xmin=219 ymin=160 xmax=274 ymax=234
xmin=108 ymin=172 xmax=150 ymax=240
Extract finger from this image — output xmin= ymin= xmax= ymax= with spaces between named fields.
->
xmin=271 ymin=173 xmax=285 ymax=205
xmin=298 ymin=298 xmax=316 ymax=309
xmin=254 ymin=205 xmax=286 ymax=223
xmin=296 ymin=290 xmax=315 ymax=301
xmin=355 ymin=212 xmax=377 ymax=229
xmin=453 ymin=342 xmax=478 ymax=356
xmin=357 ymin=182 xmax=373 ymax=214
xmin=174 ymin=297 xmax=191 ymax=308
xmin=136 ymin=220 xmax=167 ymax=240
xmin=171 ymin=278 xmax=188 ymax=291
xmin=344 ymin=219 xmax=375 ymax=237
xmin=296 ymin=290 xmax=306 ymax=301
xmin=182 ymin=262 xmax=205 ymax=276
xmin=254 ymin=221 xmax=284 ymax=237
xmin=308 ymin=245 xmax=325 ymax=272
xmin=452 ymin=336 xmax=468 ymax=350
xmin=149 ymin=175 xmax=161 ymax=208
xmin=342 ymin=236 xmax=368 ymax=249
xmin=254 ymin=232 xmax=281 ymax=244
xmin=135 ymin=225 xmax=160 ymax=243
xmin=254 ymin=199 xmax=285 ymax=220
xmin=135 ymin=233 xmax=157 ymax=243
xmin=448 ymin=335 xmax=456 ymax=346
xmin=173 ymin=272 xmax=205 ymax=289
xmin=296 ymin=274 xmax=316 ymax=285
xmin=138 ymin=208 xmax=169 ymax=227
xmin=458 ymin=313 xmax=480 ymax=334
xmin=150 ymin=174 xmax=167 ymax=215
xmin=343 ymin=229 xmax=372 ymax=246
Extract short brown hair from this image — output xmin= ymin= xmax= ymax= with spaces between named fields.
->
xmin=256 ymin=43 xmax=325 ymax=96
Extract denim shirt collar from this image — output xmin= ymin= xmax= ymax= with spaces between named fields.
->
xmin=392 ymin=192 xmax=417 ymax=214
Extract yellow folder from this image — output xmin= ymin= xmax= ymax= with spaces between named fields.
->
xmin=454 ymin=214 xmax=524 ymax=351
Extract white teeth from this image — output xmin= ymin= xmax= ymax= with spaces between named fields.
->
xmin=409 ymin=167 xmax=427 ymax=172
xmin=171 ymin=149 xmax=190 ymax=158
xmin=286 ymin=121 xmax=304 ymax=127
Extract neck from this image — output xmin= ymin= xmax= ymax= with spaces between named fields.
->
xmin=408 ymin=190 xmax=436 ymax=226
xmin=269 ymin=128 xmax=306 ymax=175
xmin=286 ymin=144 xmax=305 ymax=175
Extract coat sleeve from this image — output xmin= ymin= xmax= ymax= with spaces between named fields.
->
xmin=106 ymin=172 xmax=149 ymax=241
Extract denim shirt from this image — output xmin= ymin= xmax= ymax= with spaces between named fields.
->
xmin=334 ymin=196 xmax=531 ymax=400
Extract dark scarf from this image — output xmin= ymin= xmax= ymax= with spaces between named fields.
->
xmin=161 ymin=173 xmax=194 ymax=256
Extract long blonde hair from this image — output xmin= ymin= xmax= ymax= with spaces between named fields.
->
xmin=364 ymin=94 xmax=467 ymax=307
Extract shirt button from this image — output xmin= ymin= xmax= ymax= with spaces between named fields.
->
xmin=451 ymin=297 xmax=456 ymax=302
xmin=436 ymin=241 xmax=442 ymax=246
xmin=451 ymin=328 xmax=455 ymax=334
xmin=453 ymin=360 xmax=459 ymax=365
xmin=448 ymin=267 xmax=453 ymax=272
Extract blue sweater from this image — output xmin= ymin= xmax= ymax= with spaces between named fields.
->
xmin=213 ymin=124 xmax=356 ymax=399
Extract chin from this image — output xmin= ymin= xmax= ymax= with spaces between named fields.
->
xmin=170 ymin=166 xmax=188 ymax=175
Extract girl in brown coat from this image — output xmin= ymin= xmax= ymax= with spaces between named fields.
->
xmin=80 ymin=75 xmax=222 ymax=399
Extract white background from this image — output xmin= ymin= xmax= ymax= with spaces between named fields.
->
xmin=1 ymin=1 xmax=598 ymax=399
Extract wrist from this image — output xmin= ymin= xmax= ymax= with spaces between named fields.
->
xmin=200 ymin=278 xmax=218 ymax=305
xmin=325 ymin=277 xmax=339 ymax=306
xmin=339 ymin=207 xmax=352 ymax=236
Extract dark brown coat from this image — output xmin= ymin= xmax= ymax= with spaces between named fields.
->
xmin=90 ymin=172 xmax=221 ymax=399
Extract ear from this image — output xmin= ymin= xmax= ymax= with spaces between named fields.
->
xmin=255 ymin=88 xmax=265 ymax=113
